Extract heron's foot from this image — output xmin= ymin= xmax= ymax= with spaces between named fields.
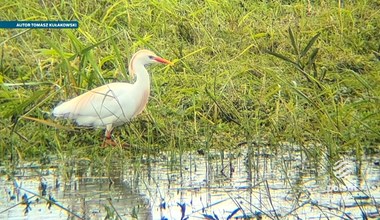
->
xmin=102 ymin=138 xmax=130 ymax=148
xmin=102 ymin=138 xmax=117 ymax=147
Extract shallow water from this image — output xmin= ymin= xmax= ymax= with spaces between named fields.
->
xmin=1 ymin=145 xmax=379 ymax=219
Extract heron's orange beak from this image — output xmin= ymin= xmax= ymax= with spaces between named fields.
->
xmin=154 ymin=57 xmax=174 ymax=66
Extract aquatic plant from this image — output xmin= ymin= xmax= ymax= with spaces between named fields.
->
xmin=0 ymin=3 xmax=379 ymax=219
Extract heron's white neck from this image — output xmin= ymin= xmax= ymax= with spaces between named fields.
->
xmin=131 ymin=61 xmax=150 ymax=93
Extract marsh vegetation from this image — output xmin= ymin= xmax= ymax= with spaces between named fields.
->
xmin=0 ymin=0 xmax=379 ymax=219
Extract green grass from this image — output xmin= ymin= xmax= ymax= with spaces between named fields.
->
xmin=0 ymin=0 xmax=379 ymax=165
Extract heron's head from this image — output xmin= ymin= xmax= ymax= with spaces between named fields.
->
xmin=128 ymin=49 xmax=173 ymax=78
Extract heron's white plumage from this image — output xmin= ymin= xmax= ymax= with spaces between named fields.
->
xmin=53 ymin=83 xmax=139 ymax=126
xmin=53 ymin=49 xmax=172 ymax=140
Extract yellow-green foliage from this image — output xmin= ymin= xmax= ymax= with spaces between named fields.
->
xmin=1 ymin=0 xmax=379 ymax=161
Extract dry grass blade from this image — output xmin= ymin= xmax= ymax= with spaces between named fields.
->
xmin=21 ymin=115 xmax=74 ymax=131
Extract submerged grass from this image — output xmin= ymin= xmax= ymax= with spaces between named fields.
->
xmin=0 ymin=0 xmax=379 ymax=168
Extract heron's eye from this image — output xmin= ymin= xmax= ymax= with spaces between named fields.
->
xmin=148 ymin=55 xmax=154 ymax=59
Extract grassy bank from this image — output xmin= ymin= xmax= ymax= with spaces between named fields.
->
xmin=1 ymin=0 xmax=379 ymax=164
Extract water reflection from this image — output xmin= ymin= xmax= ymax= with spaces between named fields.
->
xmin=0 ymin=146 xmax=379 ymax=219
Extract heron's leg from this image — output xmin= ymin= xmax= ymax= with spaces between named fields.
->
xmin=102 ymin=124 xmax=116 ymax=147
xmin=105 ymin=124 xmax=114 ymax=139
xmin=102 ymin=124 xmax=129 ymax=148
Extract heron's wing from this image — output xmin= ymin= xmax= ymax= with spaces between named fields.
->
xmin=53 ymin=83 xmax=133 ymax=126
